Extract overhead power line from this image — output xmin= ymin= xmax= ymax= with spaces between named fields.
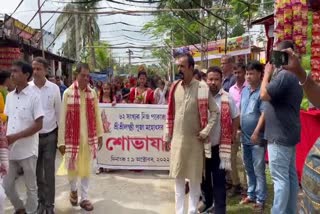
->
xmin=18 ymin=0 xmax=47 ymax=36
xmin=8 ymin=0 xmax=24 ymax=18
xmin=34 ymin=7 xmax=61 ymax=43
xmin=171 ymin=0 xmax=217 ymax=32
xmin=101 ymin=34 xmax=159 ymax=42
xmin=47 ymin=0 xmax=159 ymax=8
xmin=86 ymin=45 xmax=165 ymax=49
xmin=124 ymin=0 xmax=160 ymax=3
xmin=41 ymin=7 xmax=230 ymax=15
xmin=47 ymin=15 xmax=72 ymax=48
xmin=48 ymin=0 xmax=160 ymax=4
xmin=100 ymin=29 xmax=143 ymax=33
xmin=102 ymin=22 xmax=144 ymax=27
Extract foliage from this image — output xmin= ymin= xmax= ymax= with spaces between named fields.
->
xmin=143 ymin=0 xmax=274 ymax=66
xmin=55 ymin=0 xmax=100 ymax=68
xmin=80 ymin=41 xmax=117 ymax=71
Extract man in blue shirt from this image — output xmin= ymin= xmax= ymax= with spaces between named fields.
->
xmin=260 ymin=40 xmax=303 ymax=214
xmin=55 ymin=76 xmax=67 ymax=98
xmin=240 ymin=61 xmax=267 ymax=212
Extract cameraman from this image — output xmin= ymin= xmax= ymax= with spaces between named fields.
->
xmin=260 ymin=40 xmax=303 ymax=214
xmin=282 ymin=47 xmax=320 ymax=214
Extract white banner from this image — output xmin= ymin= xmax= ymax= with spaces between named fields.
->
xmin=97 ymin=104 xmax=169 ymax=170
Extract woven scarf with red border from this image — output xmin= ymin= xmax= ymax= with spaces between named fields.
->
xmin=65 ymin=81 xmax=98 ymax=170
xmin=0 ymin=121 xmax=8 ymax=176
xmin=166 ymin=80 xmax=208 ymax=141
xmin=219 ymin=96 xmax=233 ymax=171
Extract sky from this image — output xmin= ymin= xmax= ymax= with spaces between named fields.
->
xmin=0 ymin=0 xmax=161 ymax=64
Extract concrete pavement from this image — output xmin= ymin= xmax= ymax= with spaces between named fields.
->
xmin=4 ymin=159 xmax=176 ymax=214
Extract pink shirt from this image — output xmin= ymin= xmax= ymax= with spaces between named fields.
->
xmin=229 ymin=82 xmax=247 ymax=109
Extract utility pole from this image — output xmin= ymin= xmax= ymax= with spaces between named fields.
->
xmin=127 ymin=49 xmax=133 ymax=65
xmin=38 ymin=0 xmax=45 ymax=57
xmin=126 ymin=49 xmax=133 ymax=74
xmin=200 ymin=0 xmax=204 ymax=68
xmin=171 ymin=30 xmax=175 ymax=81
xmin=75 ymin=15 xmax=80 ymax=61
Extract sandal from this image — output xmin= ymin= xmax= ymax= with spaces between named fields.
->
xmin=80 ymin=200 xmax=94 ymax=211
xmin=14 ymin=209 xmax=26 ymax=214
xmin=69 ymin=191 xmax=78 ymax=206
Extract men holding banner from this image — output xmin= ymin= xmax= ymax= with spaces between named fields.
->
xmin=165 ymin=53 xmax=219 ymax=214
xmin=58 ymin=63 xmax=103 ymax=212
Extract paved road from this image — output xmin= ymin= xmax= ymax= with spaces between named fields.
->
xmin=4 ymin=159 xmax=176 ymax=214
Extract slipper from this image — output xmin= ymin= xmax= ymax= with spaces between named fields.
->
xmin=69 ymin=191 xmax=78 ymax=206
xmin=80 ymin=200 xmax=94 ymax=211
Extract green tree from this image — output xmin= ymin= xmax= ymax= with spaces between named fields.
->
xmin=144 ymin=0 xmax=274 ymax=66
xmin=55 ymin=0 xmax=100 ymax=69
xmin=82 ymin=41 xmax=116 ymax=71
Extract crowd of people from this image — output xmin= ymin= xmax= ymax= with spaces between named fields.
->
xmin=164 ymin=40 xmax=317 ymax=214
xmin=0 ymin=39 xmax=318 ymax=214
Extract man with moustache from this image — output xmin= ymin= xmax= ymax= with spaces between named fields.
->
xmin=198 ymin=66 xmax=239 ymax=214
xmin=164 ymin=53 xmax=219 ymax=214
xmin=30 ymin=57 xmax=61 ymax=214
xmin=58 ymin=63 xmax=103 ymax=212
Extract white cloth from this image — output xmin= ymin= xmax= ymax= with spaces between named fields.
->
xmin=175 ymin=178 xmax=201 ymax=214
xmin=30 ymin=80 xmax=61 ymax=134
xmin=70 ymin=177 xmax=90 ymax=202
xmin=0 ymin=178 xmax=5 ymax=214
xmin=4 ymin=156 xmax=38 ymax=213
xmin=154 ymin=86 xmax=167 ymax=105
xmin=209 ymin=89 xmax=239 ymax=146
xmin=4 ymin=85 xmax=44 ymax=160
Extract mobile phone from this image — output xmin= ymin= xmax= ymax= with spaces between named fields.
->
xmin=271 ymin=51 xmax=289 ymax=68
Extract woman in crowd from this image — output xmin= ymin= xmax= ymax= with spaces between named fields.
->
xmin=95 ymin=81 xmax=103 ymax=98
xmin=154 ymin=79 xmax=168 ymax=105
xmin=128 ymin=67 xmax=154 ymax=104
xmin=99 ymin=83 xmax=116 ymax=105
xmin=97 ymin=82 xmax=116 ymax=174
xmin=113 ymin=78 xmax=124 ymax=103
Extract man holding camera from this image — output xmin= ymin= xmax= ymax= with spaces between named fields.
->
xmin=260 ymin=40 xmax=303 ymax=214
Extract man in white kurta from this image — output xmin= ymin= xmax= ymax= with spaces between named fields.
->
xmin=165 ymin=53 xmax=219 ymax=214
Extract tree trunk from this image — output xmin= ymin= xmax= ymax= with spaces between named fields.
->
xmin=75 ymin=14 xmax=80 ymax=61
xmin=89 ymin=16 xmax=96 ymax=70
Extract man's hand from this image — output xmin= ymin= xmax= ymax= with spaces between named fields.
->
xmin=264 ymin=63 xmax=274 ymax=76
xmin=111 ymin=101 xmax=117 ymax=107
xmin=58 ymin=145 xmax=66 ymax=156
xmin=6 ymin=134 xmax=19 ymax=145
xmin=198 ymin=132 xmax=207 ymax=143
xmin=98 ymin=137 xmax=103 ymax=151
xmin=250 ymin=132 xmax=259 ymax=144
xmin=133 ymin=98 xmax=141 ymax=104
xmin=282 ymin=48 xmax=303 ymax=75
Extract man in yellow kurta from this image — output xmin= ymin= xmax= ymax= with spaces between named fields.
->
xmin=58 ymin=63 xmax=103 ymax=212
xmin=165 ymin=53 xmax=219 ymax=214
